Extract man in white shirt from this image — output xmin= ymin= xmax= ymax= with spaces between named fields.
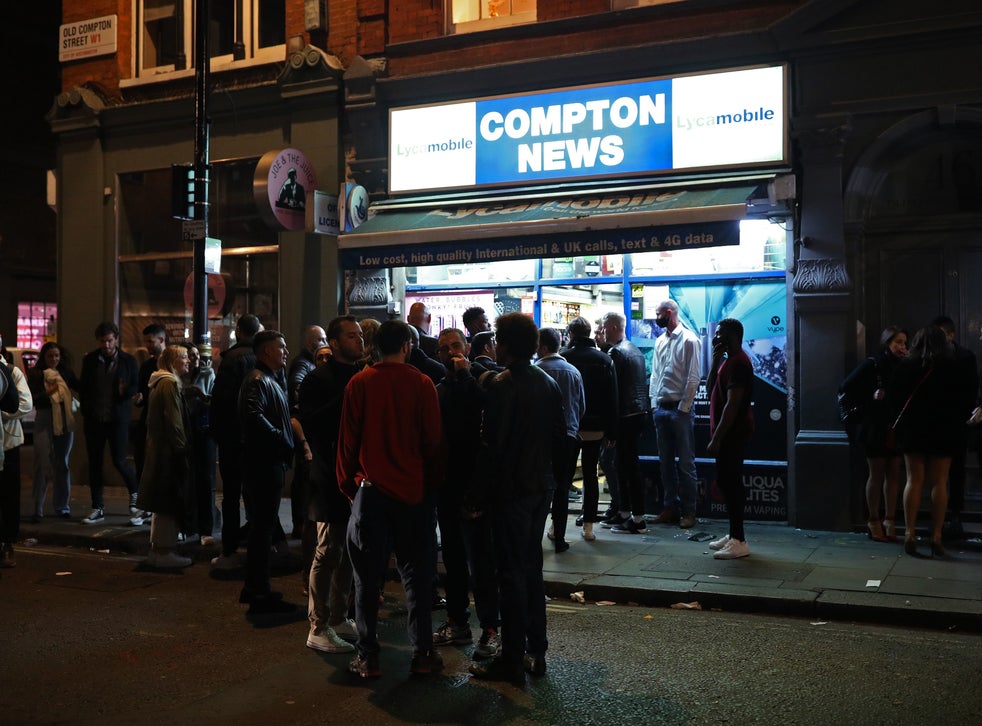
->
xmin=648 ymin=299 xmax=702 ymax=529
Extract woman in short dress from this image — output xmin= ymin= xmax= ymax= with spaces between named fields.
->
xmin=840 ymin=326 xmax=908 ymax=541
xmin=890 ymin=325 xmax=967 ymax=557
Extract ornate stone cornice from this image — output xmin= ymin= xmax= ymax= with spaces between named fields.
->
xmin=278 ymin=44 xmax=343 ymax=95
xmin=792 ymin=257 xmax=850 ymax=294
xmin=348 ymin=269 xmax=390 ymax=306
xmin=47 ymin=86 xmax=107 ymax=134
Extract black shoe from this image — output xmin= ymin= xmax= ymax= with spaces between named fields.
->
xmin=574 ymin=515 xmax=584 ymax=527
xmin=554 ymin=540 xmax=570 ymax=553
xmin=410 ymin=649 xmax=445 ymax=675
xmin=600 ymin=513 xmax=628 ymax=529
xmin=611 ymin=518 xmax=647 ymax=535
xmin=523 ymin=653 xmax=547 ymax=677
xmin=432 ymin=596 xmax=447 ymax=611
xmin=239 ymin=588 xmax=283 ymax=604
xmin=349 ymin=652 xmax=382 ymax=679
xmin=469 ymin=658 xmax=525 ymax=684
xmin=247 ymin=596 xmax=297 ymax=615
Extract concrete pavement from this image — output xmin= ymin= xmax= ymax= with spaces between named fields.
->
xmin=15 ymin=478 xmax=982 ymax=634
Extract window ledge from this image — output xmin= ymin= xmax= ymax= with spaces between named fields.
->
xmin=120 ymin=50 xmax=284 ymax=89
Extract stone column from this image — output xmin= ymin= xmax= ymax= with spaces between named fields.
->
xmin=788 ymin=117 xmax=857 ymax=530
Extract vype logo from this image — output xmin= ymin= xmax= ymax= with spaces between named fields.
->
xmin=767 ymin=315 xmax=784 ymax=334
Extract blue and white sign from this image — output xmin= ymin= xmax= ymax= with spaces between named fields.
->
xmin=389 ymin=65 xmax=786 ymax=194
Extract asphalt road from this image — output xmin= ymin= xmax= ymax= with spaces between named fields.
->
xmin=1 ymin=544 xmax=980 ymax=725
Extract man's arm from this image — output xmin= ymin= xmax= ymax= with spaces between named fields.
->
xmin=708 ymin=383 xmax=747 ymax=454
xmin=336 ymin=382 xmax=363 ymax=500
xmin=681 ymin=335 xmax=702 ymax=413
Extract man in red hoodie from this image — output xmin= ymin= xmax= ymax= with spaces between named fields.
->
xmin=337 ymin=320 xmax=443 ymax=679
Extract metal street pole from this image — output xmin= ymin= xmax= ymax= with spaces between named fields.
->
xmin=192 ymin=0 xmax=211 ymax=365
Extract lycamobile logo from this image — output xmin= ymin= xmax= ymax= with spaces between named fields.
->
xmin=676 ymin=107 xmax=775 ymax=130
xmin=397 ymin=138 xmax=474 ymax=157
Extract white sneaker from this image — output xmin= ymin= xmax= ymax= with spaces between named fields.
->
xmin=713 ymin=539 xmax=750 ymax=560
xmin=332 ymin=618 xmax=358 ymax=642
xmin=708 ymin=534 xmax=731 ymax=551
xmin=211 ymin=552 xmax=241 ymax=570
xmin=130 ymin=513 xmax=151 ymax=526
xmin=129 ymin=493 xmax=140 ymax=515
xmin=81 ymin=508 xmax=105 ymax=525
xmin=306 ymin=627 xmax=354 ymax=653
xmin=153 ymin=551 xmax=192 ymax=568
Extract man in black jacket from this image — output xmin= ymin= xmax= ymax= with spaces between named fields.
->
xmin=287 ymin=324 xmax=327 ymax=540
xmin=210 ymin=314 xmax=262 ymax=569
xmin=469 ymin=313 xmax=563 ymax=684
xmin=300 ymin=316 xmax=364 ymax=652
xmin=561 ymin=317 xmax=619 ymax=541
xmin=78 ymin=321 xmax=139 ymax=525
xmin=238 ymin=330 xmax=295 ymax=614
xmin=601 ymin=312 xmax=650 ymax=535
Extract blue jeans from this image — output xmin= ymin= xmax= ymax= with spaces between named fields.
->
xmin=32 ymin=409 xmax=74 ymax=516
xmin=347 ymin=485 xmax=435 ymax=656
xmin=654 ymin=408 xmax=698 ymax=514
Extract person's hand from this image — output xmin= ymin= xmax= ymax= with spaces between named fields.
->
xmin=452 ymin=355 xmax=471 ymax=373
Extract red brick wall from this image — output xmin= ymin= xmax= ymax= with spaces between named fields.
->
xmin=388 ymin=3 xmax=797 ymax=76
xmin=60 ymin=0 xmax=127 ymax=100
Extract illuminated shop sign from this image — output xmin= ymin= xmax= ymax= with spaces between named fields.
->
xmin=389 ymin=65 xmax=786 ymax=194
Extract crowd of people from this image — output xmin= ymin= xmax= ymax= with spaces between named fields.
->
xmin=2 ymin=302 xmax=977 ymax=679
xmin=839 ymin=316 xmax=982 ymax=557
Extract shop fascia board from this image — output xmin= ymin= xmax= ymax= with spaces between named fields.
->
xmin=339 ymin=176 xmax=771 ymax=250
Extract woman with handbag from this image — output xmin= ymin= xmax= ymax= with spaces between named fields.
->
xmin=839 ymin=326 xmax=908 ymax=541
xmin=889 ymin=325 xmax=967 ymax=557
xmin=28 ymin=343 xmax=80 ymax=521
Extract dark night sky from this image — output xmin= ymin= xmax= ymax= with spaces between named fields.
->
xmin=0 ymin=4 xmax=62 ymax=278
xmin=0 ymin=4 xmax=62 ymax=169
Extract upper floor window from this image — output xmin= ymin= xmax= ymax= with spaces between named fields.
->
xmin=448 ymin=0 xmax=536 ymax=34
xmin=136 ymin=0 xmax=284 ymax=78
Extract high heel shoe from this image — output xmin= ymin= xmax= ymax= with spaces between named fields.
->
xmin=866 ymin=519 xmax=889 ymax=543
xmin=881 ymin=518 xmax=898 ymax=541
xmin=929 ymin=539 xmax=945 ymax=558
xmin=903 ymin=538 xmax=918 ymax=556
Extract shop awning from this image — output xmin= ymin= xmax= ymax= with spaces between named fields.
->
xmin=337 ymin=177 xmax=771 ymax=270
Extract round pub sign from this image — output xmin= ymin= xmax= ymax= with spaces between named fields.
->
xmin=254 ymin=148 xmax=317 ymax=231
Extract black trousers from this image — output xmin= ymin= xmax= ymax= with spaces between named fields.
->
xmin=0 ymin=446 xmax=21 ymax=542
xmin=84 ymin=418 xmax=138 ymax=508
xmin=715 ymin=437 xmax=749 ymax=542
xmin=242 ymin=461 xmax=286 ymax=597
xmin=616 ymin=415 xmax=645 ymax=516
xmin=550 ymin=435 xmax=578 ymax=542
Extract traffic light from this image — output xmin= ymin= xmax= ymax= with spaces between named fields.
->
xmin=171 ymin=164 xmax=194 ymax=220
xmin=171 ymin=163 xmax=209 ymax=220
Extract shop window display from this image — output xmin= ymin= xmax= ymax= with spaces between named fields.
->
xmin=117 ymin=159 xmax=279 ymax=358
xmin=632 ymin=220 xmax=786 ymax=276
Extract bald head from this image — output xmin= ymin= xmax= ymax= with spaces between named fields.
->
xmin=407 ymin=302 xmax=431 ymax=332
xmin=303 ymin=325 xmax=328 ymax=354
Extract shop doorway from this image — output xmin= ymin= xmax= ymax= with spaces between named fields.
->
xmin=865 ymin=226 xmax=982 ymax=517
